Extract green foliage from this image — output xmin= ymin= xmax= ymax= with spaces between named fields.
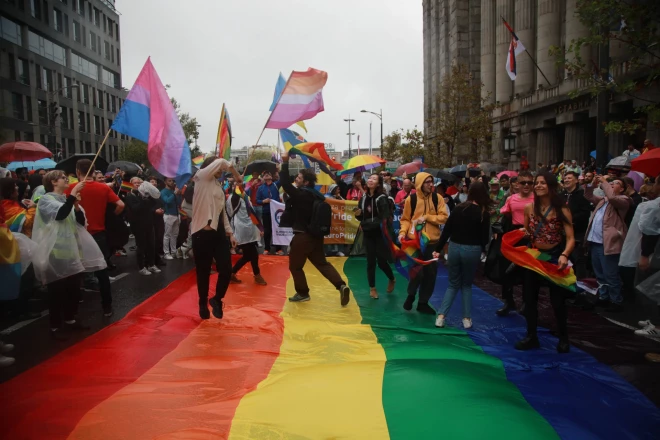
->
xmin=251 ymin=150 xmax=274 ymax=161
xmin=119 ymin=139 xmax=149 ymax=166
xmin=170 ymin=98 xmax=200 ymax=146
xmin=426 ymin=63 xmax=495 ymax=167
xmin=556 ymin=0 xmax=660 ymax=134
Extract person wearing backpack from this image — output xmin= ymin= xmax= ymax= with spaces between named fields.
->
xmin=280 ymin=152 xmax=351 ymax=306
xmin=355 ymin=173 xmax=396 ymax=299
xmin=398 ymin=172 xmax=448 ymax=314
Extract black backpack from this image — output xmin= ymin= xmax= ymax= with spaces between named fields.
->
xmin=307 ymin=197 xmax=332 ymax=237
xmin=409 ymin=192 xmax=439 ymax=214
xmin=361 ymin=194 xmax=396 ymax=217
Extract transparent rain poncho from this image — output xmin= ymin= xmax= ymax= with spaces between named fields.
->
xmin=32 ymin=192 xmax=107 ymax=285
xmin=620 ymin=199 xmax=660 ymax=268
xmin=138 ymin=181 xmax=161 ymax=199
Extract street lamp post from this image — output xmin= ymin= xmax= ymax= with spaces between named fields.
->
xmin=361 ymin=109 xmax=383 ymax=155
xmin=48 ymin=84 xmax=79 ymax=159
xmin=344 ymin=116 xmax=355 ymax=158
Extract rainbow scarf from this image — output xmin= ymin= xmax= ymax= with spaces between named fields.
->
xmin=0 ymin=200 xmax=26 ymax=234
xmin=235 ymin=186 xmax=264 ymax=232
xmin=501 ymin=229 xmax=576 ymax=291
xmin=382 ymin=220 xmax=437 ymax=280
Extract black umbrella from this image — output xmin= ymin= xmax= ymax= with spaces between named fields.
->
xmin=56 ymin=154 xmax=109 ymax=175
xmin=425 ymin=168 xmax=458 ymax=182
xmin=244 ymin=160 xmax=278 ymax=177
xmin=108 ymin=160 xmax=142 ymax=175
xmin=450 ymin=164 xmax=481 ymax=178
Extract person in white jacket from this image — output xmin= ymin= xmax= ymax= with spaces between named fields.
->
xmin=227 ymin=183 xmax=267 ymax=285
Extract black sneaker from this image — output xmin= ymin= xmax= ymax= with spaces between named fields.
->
xmin=103 ymin=306 xmax=113 ymax=317
xmin=199 ymin=299 xmax=210 ymax=320
xmin=496 ymin=303 xmax=515 ymax=317
xmin=515 ymin=336 xmax=540 ymax=351
xmin=403 ymin=295 xmax=415 ymax=311
xmin=289 ymin=293 xmax=311 ymax=302
xmin=339 ymin=285 xmax=351 ymax=306
xmin=209 ymin=297 xmax=224 ymax=319
xmin=416 ymin=303 xmax=436 ymax=315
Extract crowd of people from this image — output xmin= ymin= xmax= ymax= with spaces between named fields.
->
xmin=0 ymin=144 xmax=658 ymax=367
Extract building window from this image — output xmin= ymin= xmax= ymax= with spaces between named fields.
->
xmin=87 ymin=2 xmax=92 ymax=21
xmin=26 ymin=97 xmax=33 ymax=122
xmin=89 ymin=30 xmax=96 ymax=51
xmin=42 ymin=0 xmax=48 ymax=24
xmin=24 ymin=132 xmax=34 ymax=141
xmin=108 ymin=118 xmax=113 ymax=136
xmin=8 ymin=55 xmax=16 ymax=80
xmin=68 ymin=138 xmax=76 ymax=156
xmin=54 ymin=8 xmax=64 ymax=32
xmin=111 ymin=95 xmax=117 ymax=113
xmin=12 ymin=93 xmax=24 ymax=120
xmin=97 ymin=89 xmax=104 ymax=109
xmin=0 ymin=16 xmax=22 ymax=45
xmin=61 ymin=76 xmax=72 ymax=97
xmin=73 ymin=20 xmax=81 ymax=42
xmin=30 ymin=0 xmax=41 ymax=20
xmin=115 ymin=22 xmax=118 ymax=41
xmin=76 ymin=0 xmax=83 ymax=15
xmin=94 ymin=115 xmax=101 ymax=134
xmin=86 ymin=114 xmax=91 ymax=135
xmin=17 ymin=58 xmax=29 ymax=85
xmin=108 ymin=18 xmax=113 ymax=36
xmin=116 ymin=48 xmax=120 ymax=66
xmin=97 ymin=35 xmax=100 ymax=54
xmin=104 ymin=40 xmax=110 ymax=60
xmin=103 ymin=68 xmax=119 ymax=88
xmin=38 ymin=99 xmax=47 ymax=125
xmin=93 ymin=7 xmax=100 ymax=27
xmin=39 ymin=66 xmax=54 ymax=91
xmin=27 ymin=31 xmax=67 ymax=66
xmin=60 ymin=105 xmax=69 ymax=129
xmin=81 ymin=83 xmax=89 ymax=104
xmin=70 ymin=52 xmax=99 ymax=80
xmin=85 ymin=141 xmax=91 ymax=153
xmin=78 ymin=110 xmax=85 ymax=131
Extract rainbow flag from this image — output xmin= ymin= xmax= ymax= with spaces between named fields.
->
xmin=192 ymin=155 xmax=204 ymax=166
xmin=500 ymin=229 xmax=577 ymax=291
xmin=119 ymin=182 xmax=133 ymax=193
xmin=111 ymin=58 xmax=192 ymax=187
xmin=280 ymin=129 xmax=342 ymax=170
xmin=235 ymin=185 xmax=264 ymax=232
xmin=3 ymin=258 xmax=658 ymax=439
xmin=0 ymin=205 xmax=21 ymax=300
xmin=266 ymin=68 xmax=327 ymax=129
xmin=382 ymin=221 xmax=437 ymax=280
xmin=0 ymin=200 xmax=26 ymax=234
xmin=216 ymin=104 xmax=232 ymax=160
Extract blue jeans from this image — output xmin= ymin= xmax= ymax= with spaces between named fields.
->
xmin=438 ymin=243 xmax=482 ymax=318
xmin=589 ymin=242 xmax=623 ymax=304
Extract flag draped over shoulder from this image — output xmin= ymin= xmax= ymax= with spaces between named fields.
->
xmin=382 ymin=221 xmax=437 ymax=280
xmin=111 ymin=58 xmax=192 ymax=188
xmin=216 ymin=104 xmax=232 ymax=160
xmin=503 ymin=19 xmax=526 ymax=81
xmin=501 ymin=230 xmax=576 ymax=291
xmin=266 ymin=68 xmax=327 ymax=129
xmin=235 ymin=185 xmax=263 ymax=232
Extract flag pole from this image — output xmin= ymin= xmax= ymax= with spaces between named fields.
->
xmin=242 ymin=71 xmax=294 ymax=176
xmin=500 ymin=16 xmax=551 ymax=87
xmin=83 ymin=128 xmax=113 ymax=180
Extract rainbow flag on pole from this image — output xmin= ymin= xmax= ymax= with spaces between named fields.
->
xmin=266 ymin=68 xmax=327 ymax=129
xmin=111 ymin=58 xmax=192 ymax=188
xmin=216 ymin=103 xmax=232 ymax=160
xmin=280 ymin=128 xmax=342 ymax=170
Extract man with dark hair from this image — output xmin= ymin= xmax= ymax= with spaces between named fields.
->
xmin=256 ymin=171 xmax=282 ymax=255
xmin=562 ymin=171 xmax=592 ymax=279
xmin=66 ymin=159 xmax=124 ymax=316
xmin=280 ymin=151 xmax=351 ymax=305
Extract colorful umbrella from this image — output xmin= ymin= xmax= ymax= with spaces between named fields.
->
xmin=497 ymin=170 xmax=518 ymax=179
xmin=0 ymin=142 xmax=52 ymax=162
xmin=192 ymin=155 xmax=205 ymax=166
xmin=626 ymin=171 xmax=645 ymax=191
xmin=338 ymin=155 xmax=385 ymax=175
xmin=631 ymin=148 xmax=660 ymax=177
xmin=393 ymin=162 xmax=425 ymax=177
xmin=7 ymin=158 xmax=57 ymax=171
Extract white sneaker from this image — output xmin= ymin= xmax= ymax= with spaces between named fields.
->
xmin=463 ymin=318 xmax=473 ymax=329
xmin=435 ymin=315 xmax=445 ymax=328
xmin=139 ymin=268 xmax=152 ymax=276
xmin=0 ymin=355 xmax=15 ymax=367
xmin=337 ymin=252 xmax=345 ymax=257
xmin=1 ymin=343 xmax=14 ymax=353
xmin=638 ymin=320 xmax=653 ymax=328
xmin=164 ymin=254 xmax=174 ymax=260
xmin=182 ymin=250 xmax=190 ymax=260
xmin=148 ymin=265 xmax=161 ymax=274
xmin=635 ymin=325 xmax=660 ymax=336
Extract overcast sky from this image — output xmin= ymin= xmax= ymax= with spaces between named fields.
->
xmin=117 ymin=0 xmax=423 ymax=154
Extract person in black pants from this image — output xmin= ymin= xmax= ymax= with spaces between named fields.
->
xmin=227 ymin=187 xmax=267 ymax=285
xmin=125 ymin=178 xmax=161 ymax=275
xmin=355 ymin=173 xmax=395 ymax=299
xmin=191 ymin=157 xmax=243 ymax=319
xmin=149 ymin=177 xmax=166 ymax=265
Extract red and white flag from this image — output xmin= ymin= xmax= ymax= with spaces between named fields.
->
xmin=503 ymin=19 xmax=525 ymax=81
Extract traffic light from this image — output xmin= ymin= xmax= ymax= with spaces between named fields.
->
xmin=48 ymin=102 xmax=61 ymax=126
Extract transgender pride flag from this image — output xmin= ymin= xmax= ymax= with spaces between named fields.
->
xmin=266 ymin=68 xmax=327 ymax=129
xmin=112 ymin=58 xmax=192 ymax=187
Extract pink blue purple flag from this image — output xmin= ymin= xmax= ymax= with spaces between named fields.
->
xmin=111 ymin=58 xmax=192 ymax=187
xmin=266 ymin=68 xmax=327 ymax=129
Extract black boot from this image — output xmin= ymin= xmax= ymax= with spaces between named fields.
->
xmin=416 ymin=303 xmax=436 ymax=315
xmin=403 ymin=295 xmax=415 ymax=311
xmin=557 ymin=339 xmax=570 ymax=353
xmin=199 ymin=298 xmax=210 ymax=320
xmin=209 ymin=297 xmax=224 ymax=319
xmin=515 ymin=335 xmax=540 ymax=351
xmin=496 ymin=302 xmax=516 ymax=317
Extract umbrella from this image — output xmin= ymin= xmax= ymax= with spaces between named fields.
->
xmin=0 ymin=142 xmax=52 ymax=162
xmin=424 ymin=168 xmax=458 ymax=182
xmin=56 ymin=154 xmax=109 ymax=175
xmin=590 ymin=150 xmax=613 ymax=160
xmin=626 ymin=171 xmax=645 ymax=192
xmin=338 ymin=155 xmax=386 ymax=175
xmin=606 ymin=155 xmax=632 ymax=170
xmin=108 ymin=161 xmax=143 ymax=175
xmin=450 ymin=164 xmax=481 ymax=177
xmin=631 ymin=148 xmax=660 ymax=177
xmin=244 ymin=160 xmax=278 ymax=177
xmin=7 ymin=158 xmax=57 ymax=171
xmin=393 ymin=162 xmax=425 ymax=177
xmin=497 ymin=170 xmax=518 ymax=179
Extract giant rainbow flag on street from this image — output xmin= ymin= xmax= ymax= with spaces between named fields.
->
xmin=111 ymin=58 xmax=192 ymax=187
xmin=266 ymin=68 xmax=327 ymax=129
xmin=216 ymin=103 xmax=232 ymax=160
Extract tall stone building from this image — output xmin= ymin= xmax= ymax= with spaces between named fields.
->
xmin=423 ymin=0 xmax=660 ymax=168
xmin=0 ymin=0 xmax=127 ymax=162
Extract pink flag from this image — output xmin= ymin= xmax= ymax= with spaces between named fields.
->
xmin=265 ymin=68 xmax=327 ymax=129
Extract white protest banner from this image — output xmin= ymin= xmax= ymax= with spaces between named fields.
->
xmin=269 ymin=200 xmax=294 ymax=246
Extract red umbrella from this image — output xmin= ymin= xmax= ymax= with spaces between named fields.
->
xmin=393 ymin=162 xmax=425 ymax=177
xmin=630 ymin=148 xmax=660 ymax=177
xmin=497 ymin=170 xmax=518 ymax=179
xmin=0 ymin=142 xmax=53 ymax=162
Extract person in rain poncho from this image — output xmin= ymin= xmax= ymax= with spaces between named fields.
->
xmin=32 ymin=170 xmax=107 ymax=340
xmin=124 ymin=177 xmax=162 ymax=276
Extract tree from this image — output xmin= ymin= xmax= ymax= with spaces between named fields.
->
xmin=556 ymin=0 xmax=660 ymax=135
xmin=380 ymin=131 xmax=402 ymax=161
xmin=170 ymin=97 xmax=200 ymax=146
xmin=119 ymin=139 xmax=149 ymax=166
xmin=380 ymin=128 xmax=426 ymax=163
xmin=426 ymin=63 xmax=495 ymax=168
